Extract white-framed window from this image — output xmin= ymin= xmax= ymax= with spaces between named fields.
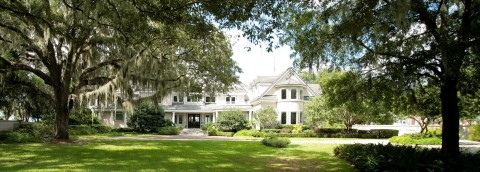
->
xmin=205 ymin=114 xmax=211 ymax=123
xmin=173 ymin=96 xmax=178 ymax=102
xmin=226 ymin=96 xmax=236 ymax=104
xmin=281 ymin=112 xmax=287 ymax=124
xmin=291 ymin=112 xmax=297 ymax=124
xmin=206 ymin=96 xmax=216 ymax=103
xmin=176 ymin=114 xmax=183 ymax=124
xmin=291 ymin=89 xmax=297 ymax=99
xmin=115 ymin=112 xmax=124 ymax=121
xmin=281 ymin=89 xmax=287 ymax=99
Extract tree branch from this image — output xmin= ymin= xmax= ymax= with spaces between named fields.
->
xmin=0 ymin=56 xmax=53 ymax=85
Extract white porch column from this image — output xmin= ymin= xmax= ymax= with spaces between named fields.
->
xmin=110 ymin=111 xmax=113 ymax=127
xmin=172 ymin=112 xmax=176 ymax=124
xmin=215 ymin=111 xmax=219 ymax=122
xmin=248 ymin=111 xmax=253 ymax=121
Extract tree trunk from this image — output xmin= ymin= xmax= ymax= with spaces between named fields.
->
xmin=440 ymin=77 xmax=460 ymax=155
xmin=54 ymin=84 xmax=70 ymax=139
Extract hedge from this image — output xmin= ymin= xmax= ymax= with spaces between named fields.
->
xmin=157 ymin=126 xmax=179 ymax=135
xmin=262 ymin=137 xmax=291 ymax=148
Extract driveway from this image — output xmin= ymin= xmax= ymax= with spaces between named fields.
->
xmin=98 ymin=135 xmax=480 ymax=153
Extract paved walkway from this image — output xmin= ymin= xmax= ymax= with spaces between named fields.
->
xmin=99 ymin=134 xmax=480 ymax=153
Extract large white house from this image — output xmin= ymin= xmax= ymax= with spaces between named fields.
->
xmin=93 ymin=68 xmax=321 ymax=128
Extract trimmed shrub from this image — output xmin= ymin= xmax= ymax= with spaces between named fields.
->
xmin=280 ymin=128 xmax=291 ymax=133
xmin=292 ymin=124 xmax=303 ymax=133
xmin=262 ymin=129 xmax=281 ymax=133
xmin=262 ymin=137 xmax=291 ymax=148
xmin=389 ymin=136 xmax=442 ymax=145
xmin=69 ymin=125 xmax=97 ymax=135
xmin=176 ymin=126 xmax=184 ymax=131
xmin=157 ymin=126 xmax=179 ymax=135
xmin=216 ymin=132 xmax=234 ymax=137
xmin=208 ymin=128 xmax=218 ymax=136
xmin=233 ymin=129 xmax=265 ymax=137
xmin=469 ymin=124 xmax=480 ymax=141
xmin=375 ymin=129 xmax=399 ymax=138
xmin=111 ymin=127 xmax=136 ymax=133
xmin=334 ymin=143 xmax=480 ymax=172
xmin=314 ymin=128 xmax=344 ymax=134
xmin=91 ymin=124 xmax=112 ymax=134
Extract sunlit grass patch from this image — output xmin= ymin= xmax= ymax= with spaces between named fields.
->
xmin=0 ymin=140 xmax=354 ymax=172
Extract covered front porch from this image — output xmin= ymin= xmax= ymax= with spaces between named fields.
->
xmin=163 ymin=105 xmax=254 ymax=129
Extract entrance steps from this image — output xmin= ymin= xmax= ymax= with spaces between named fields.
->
xmin=179 ymin=128 xmax=206 ymax=136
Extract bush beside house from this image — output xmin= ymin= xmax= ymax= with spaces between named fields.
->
xmin=127 ymin=103 xmax=172 ymax=133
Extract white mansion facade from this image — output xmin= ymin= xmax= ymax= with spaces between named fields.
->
xmin=95 ymin=68 xmax=321 ymax=128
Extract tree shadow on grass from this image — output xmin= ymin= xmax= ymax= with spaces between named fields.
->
xmin=0 ymin=140 xmax=354 ymax=172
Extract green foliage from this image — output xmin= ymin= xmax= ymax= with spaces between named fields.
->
xmin=334 ymin=143 xmax=480 ymax=171
xmin=469 ymin=124 xmax=480 ymax=141
xmin=389 ymin=136 xmax=442 ymax=145
xmin=262 ymin=129 xmax=281 ymax=133
xmin=217 ymin=109 xmax=247 ymax=132
xmin=157 ymin=126 xmax=179 ymax=135
xmin=127 ymin=103 xmax=169 ymax=133
xmin=91 ymin=125 xmax=112 ymax=134
xmin=111 ymin=128 xmax=136 ymax=133
xmin=69 ymin=124 xmax=112 ymax=135
xmin=254 ymin=107 xmax=280 ymax=129
xmin=390 ymin=131 xmax=442 ymax=145
xmin=314 ymin=128 xmax=345 ymax=134
xmin=261 ymin=137 xmax=291 ymax=148
xmin=233 ymin=129 xmax=265 ymax=137
xmin=280 ymin=128 xmax=291 ymax=133
xmin=69 ymin=107 xmax=100 ymax=125
xmin=207 ymin=128 xmax=218 ymax=136
xmin=69 ymin=125 xmax=98 ymax=135
xmin=0 ymin=123 xmax=55 ymax=143
xmin=216 ymin=132 xmax=234 ymax=137
xmin=292 ymin=124 xmax=303 ymax=133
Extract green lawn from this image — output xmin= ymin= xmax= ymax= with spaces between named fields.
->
xmin=0 ymin=140 xmax=354 ymax=172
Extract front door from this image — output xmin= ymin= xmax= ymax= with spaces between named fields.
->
xmin=188 ymin=114 xmax=200 ymax=128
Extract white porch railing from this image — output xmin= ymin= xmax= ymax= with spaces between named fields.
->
xmin=352 ymin=124 xmax=441 ymax=136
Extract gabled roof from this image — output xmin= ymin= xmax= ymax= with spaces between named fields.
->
xmin=250 ymin=67 xmax=321 ymax=101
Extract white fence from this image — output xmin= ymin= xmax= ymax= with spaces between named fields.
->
xmin=0 ymin=120 xmax=32 ymax=131
xmin=352 ymin=124 xmax=443 ymax=136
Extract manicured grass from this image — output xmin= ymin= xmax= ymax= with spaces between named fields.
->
xmin=0 ymin=140 xmax=354 ymax=172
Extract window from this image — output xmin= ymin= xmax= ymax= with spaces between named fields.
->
xmin=291 ymin=89 xmax=297 ymax=99
xmin=226 ymin=96 xmax=236 ymax=104
xmin=176 ymin=114 xmax=183 ymax=124
xmin=187 ymin=96 xmax=192 ymax=102
xmin=206 ymin=97 xmax=215 ymax=103
xmin=281 ymin=112 xmax=287 ymax=124
xmin=281 ymin=89 xmax=287 ymax=99
xmin=115 ymin=113 xmax=124 ymax=121
xmin=291 ymin=112 xmax=297 ymax=124
xmin=173 ymin=96 xmax=178 ymax=102
xmin=299 ymin=90 xmax=303 ymax=100
xmin=205 ymin=115 xmax=211 ymax=123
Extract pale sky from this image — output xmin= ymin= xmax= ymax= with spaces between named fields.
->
xmin=226 ymin=30 xmax=295 ymax=85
